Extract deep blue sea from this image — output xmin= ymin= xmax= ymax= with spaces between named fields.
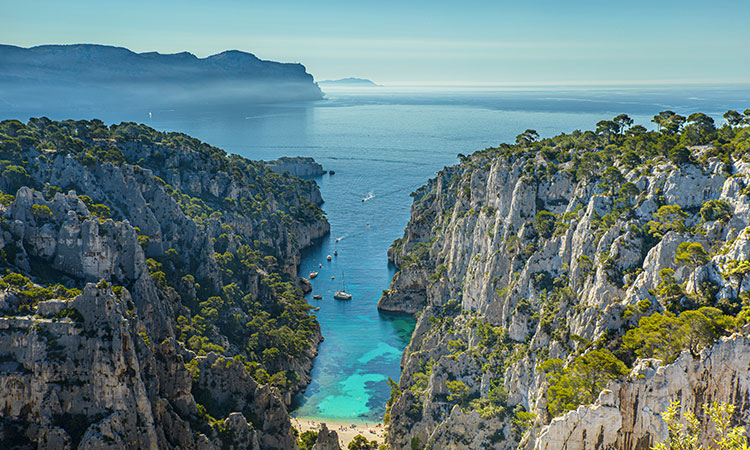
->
xmin=3 ymin=83 xmax=749 ymax=423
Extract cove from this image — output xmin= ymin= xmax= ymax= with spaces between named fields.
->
xmin=5 ymin=83 xmax=749 ymax=422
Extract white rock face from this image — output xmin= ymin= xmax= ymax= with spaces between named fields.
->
xmin=535 ymin=390 xmax=622 ymax=450
xmin=535 ymin=333 xmax=750 ymax=450
xmin=0 ymin=286 xmax=160 ymax=449
xmin=381 ymin=148 xmax=750 ymax=449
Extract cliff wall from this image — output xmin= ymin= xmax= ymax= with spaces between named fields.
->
xmin=380 ymin=121 xmax=750 ymax=448
xmin=0 ymin=118 xmax=329 ymax=448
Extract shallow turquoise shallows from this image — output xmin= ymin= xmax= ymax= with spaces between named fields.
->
xmin=5 ymin=84 xmax=748 ymax=423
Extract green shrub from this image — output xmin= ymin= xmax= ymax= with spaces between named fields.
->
xmin=535 ymin=210 xmax=556 ymax=239
xmin=699 ymin=199 xmax=732 ymax=223
xmin=298 ymin=430 xmax=318 ymax=450
xmin=541 ymin=349 xmax=628 ymax=417
xmin=623 ymin=307 xmax=733 ymax=363
xmin=653 ymin=401 xmax=748 ymax=450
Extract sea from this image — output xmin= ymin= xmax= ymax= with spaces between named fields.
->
xmin=3 ymin=83 xmax=749 ymax=423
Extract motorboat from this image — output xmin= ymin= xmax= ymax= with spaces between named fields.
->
xmin=309 ymin=271 xmax=318 ymax=279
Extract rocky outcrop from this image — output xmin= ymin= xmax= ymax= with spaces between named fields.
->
xmin=266 ymin=157 xmax=326 ymax=178
xmin=535 ymin=333 xmax=750 ymax=450
xmin=0 ymin=118 xmax=330 ymax=448
xmin=312 ymin=423 xmax=342 ymax=450
xmin=0 ymin=283 xmax=296 ymax=449
xmin=381 ymin=135 xmax=750 ymax=448
xmin=0 ymin=285 xmax=163 ymax=449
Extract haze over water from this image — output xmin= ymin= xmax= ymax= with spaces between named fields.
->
xmin=3 ymin=83 xmax=749 ymax=422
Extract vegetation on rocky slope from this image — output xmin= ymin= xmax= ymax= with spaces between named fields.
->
xmin=654 ymin=401 xmax=749 ymax=450
xmin=0 ymin=118 xmax=329 ymax=448
xmin=381 ymin=109 xmax=750 ymax=448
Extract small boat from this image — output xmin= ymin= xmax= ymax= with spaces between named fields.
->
xmin=329 ymin=170 xmax=336 ymax=175
xmin=331 ymin=275 xmax=335 ymax=279
xmin=327 ymin=255 xmax=332 ymax=261
xmin=335 ymin=238 xmax=341 ymax=242
xmin=334 ymin=271 xmax=352 ymax=300
xmin=309 ymin=271 xmax=318 ymax=279
xmin=313 ymin=295 xmax=322 ymax=300
xmin=313 ymin=306 xmax=320 ymax=311
xmin=334 ymin=291 xmax=352 ymax=300
xmin=319 ymin=263 xmax=322 ymax=268
xmin=334 ymin=250 xmax=338 ymax=256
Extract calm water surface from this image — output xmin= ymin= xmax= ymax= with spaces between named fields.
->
xmin=4 ymin=84 xmax=749 ymax=422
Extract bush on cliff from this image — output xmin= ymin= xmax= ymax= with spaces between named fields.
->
xmin=540 ymin=349 xmax=628 ymax=417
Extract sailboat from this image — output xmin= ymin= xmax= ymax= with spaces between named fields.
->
xmin=334 ymin=271 xmax=352 ymax=300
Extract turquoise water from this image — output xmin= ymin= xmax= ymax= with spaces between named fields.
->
xmin=4 ymin=83 xmax=749 ymax=422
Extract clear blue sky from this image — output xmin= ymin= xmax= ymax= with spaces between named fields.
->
xmin=4 ymin=0 xmax=749 ymax=84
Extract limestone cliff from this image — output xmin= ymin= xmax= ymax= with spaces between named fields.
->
xmin=380 ymin=116 xmax=750 ymax=449
xmin=0 ymin=44 xmax=323 ymax=113
xmin=0 ymin=118 xmax=329 ymax=448
xmin=534 ymin=332 xmax=750 ymax=450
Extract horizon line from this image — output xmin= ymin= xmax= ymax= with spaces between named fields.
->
xmin=323 ymin=79 xmax=750 ymax=88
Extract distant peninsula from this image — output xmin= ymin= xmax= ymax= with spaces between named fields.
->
xmin=0 ymin=44 xmax=323 ymax=113
xmin=319 ymin=77 xmax=380 ymax=86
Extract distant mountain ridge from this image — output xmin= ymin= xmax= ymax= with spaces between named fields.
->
xmin=0 ymin=44 xmax=323 ymax=112
xmin=319 ymin=77 xmax=380 ymax=86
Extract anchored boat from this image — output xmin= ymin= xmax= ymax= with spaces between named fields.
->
xmin=334 ymin=271 xmax=352 ymax=300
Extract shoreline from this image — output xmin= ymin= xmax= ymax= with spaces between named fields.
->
xmin=292 ymin=416 xmax=385 ymax=447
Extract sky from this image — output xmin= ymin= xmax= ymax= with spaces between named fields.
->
xmin=4 ymin=0 xmax=750 ymax=85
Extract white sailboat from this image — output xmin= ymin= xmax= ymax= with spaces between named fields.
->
xmin=334 ymin=271 xmax=352 ymax=300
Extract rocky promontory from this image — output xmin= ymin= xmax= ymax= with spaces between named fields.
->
xmin=0 ymin=44 xmax=323 ymax=113
xmin=0 ymin=118 xmax=329 ymax=448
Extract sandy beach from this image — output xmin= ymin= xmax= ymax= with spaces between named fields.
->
xmin=292 ymin=417 xmax=385 ymax=448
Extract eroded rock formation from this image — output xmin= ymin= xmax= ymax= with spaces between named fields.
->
xmin=381 ymin=131 xmax=750 ymax=448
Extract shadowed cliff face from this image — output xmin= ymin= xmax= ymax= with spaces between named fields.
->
xmin=0 ymin=118 xmax=329 ymax=448
xmin=0 ymin=44 xmax=323 ymax=113
xmin=380 ymin=124 xmax=750 ymax=449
